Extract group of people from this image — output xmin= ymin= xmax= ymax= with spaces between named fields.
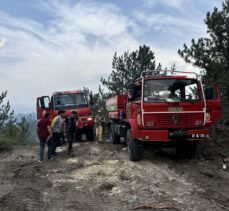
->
xmin=36 ymin=109 xmax=105 ymax=162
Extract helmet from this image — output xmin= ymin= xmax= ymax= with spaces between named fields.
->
xmin=98 ymin=109 xmax=102 ymax=113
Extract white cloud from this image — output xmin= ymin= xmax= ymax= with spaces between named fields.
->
xmin=0 ymin=38 xmax=7 ymax=49
xmin=0 ymin=1 xmax=140 ymax=113
xmin=143 ymin=0 xmax=183 ymax=9
xmin=136 ymin=12 xmax=204 ymax=34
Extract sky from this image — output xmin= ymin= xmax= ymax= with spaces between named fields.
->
xmin=0 ymin=0 xmax=222 ymax=114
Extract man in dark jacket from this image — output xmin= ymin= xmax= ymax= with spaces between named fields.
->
xmin=66 ymin=111 xmax=78 ymax=155
xmin=37 ymin=112 xmax=52 ymax=162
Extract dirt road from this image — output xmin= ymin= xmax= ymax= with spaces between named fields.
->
xmin=0 ymin=132 xmax=229 ymax=211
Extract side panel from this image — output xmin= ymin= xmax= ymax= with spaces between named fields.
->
xmin=125 ymin=119 xmax=139 ymax=139
xmin=106 ymin=95 xmax=126 ymax=111
xmin=204 ymin=83 xmax=222 ymax=126
xmin=125 ymin=101 xmax=141 ymax=139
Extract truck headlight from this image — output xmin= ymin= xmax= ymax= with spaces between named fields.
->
xmin=205 ymin=113 xmax=211 ymax=122
xmin=87 ymin=117 xmax=93 ymax=121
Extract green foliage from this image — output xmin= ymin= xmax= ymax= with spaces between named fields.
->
xmin=101 ymin=45 xmax=162 ymax=94
xmin=0 ymin=90 xmax=35 ymax=150
xmin=178 ymin=0 xmax=229 ymax=99
xmin=0 ymin=136 xmax=15 ymax=151
xmin=2 ymin=122 xmax=19 ymax=138
xmin=83 ymin=86 xmax=111 ymax=117
xmin=0 ymin=91 xmax=15 ymax=132
xmin=17 ymin=117 xmax=30 ymax=139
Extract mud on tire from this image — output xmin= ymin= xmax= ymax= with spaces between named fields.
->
xmin=126 ymin=129 xmax=141 ymax=161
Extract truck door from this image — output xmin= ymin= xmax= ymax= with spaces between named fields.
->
xmin=204 ymin=83 xmax=222 ymax=126
xmin=36 ymin=96 xmax=50 ymax=119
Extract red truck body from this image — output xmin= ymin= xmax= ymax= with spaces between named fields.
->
xmin=106 ymin=71 xmax=222 ymax=161
xmin=36 ymin=90 xmax=94 ymax=140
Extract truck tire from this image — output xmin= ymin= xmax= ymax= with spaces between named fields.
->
xmin=176 ymin=140 xmax=197 ymax=159
xmin=87 ymin=127 xmax=94 ymax=141
xmin=126 ymin=129 xmax=141 ymax=161
xmin=110 ymin=123 xmax=120 ymax=144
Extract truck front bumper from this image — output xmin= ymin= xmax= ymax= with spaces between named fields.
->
xmin=138 ymin=129 xmax=210 ymax=142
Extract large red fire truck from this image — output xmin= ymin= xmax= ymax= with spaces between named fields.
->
xmin=36 ymin=90 xmax=94 ymax=140
xmin=106 ymin=70 xmax=222 ymax=161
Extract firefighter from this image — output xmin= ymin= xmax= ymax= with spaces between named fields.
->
xmin=95 ymin=109 xmax=105 ymax=143
xmin=66 ymin=111 xmax=78 ymax=155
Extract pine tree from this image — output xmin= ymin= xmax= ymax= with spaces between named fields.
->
xmin=17 ymin=117 xmax=30 ymax=139
xmin=178 ymin=0 xmax=229 ymax=98
xmin=101 ymin=45 xmax=161 ymax=94
xmin=0 ymin=91 xmax=14 ymax=132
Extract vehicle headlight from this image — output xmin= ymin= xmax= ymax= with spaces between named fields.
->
xmin=87 ymin=117 xmax=93 ymax=121
xmin=205 ymin=113 xmax=211 ymax=122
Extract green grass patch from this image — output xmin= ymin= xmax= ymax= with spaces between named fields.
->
xmin=0 ymin=137 xmax=15 ymax=151
xmin=0 ymin=136 xmax=30 ymax=151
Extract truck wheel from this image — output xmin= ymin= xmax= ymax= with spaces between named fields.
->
xmin=176 ymin=140 xmax=197 ymax=159
xmin=110 ymin=123 xmax=120 ymax=144
xmin=87 ymin=128 xmax=94 ymax=141
xmin=126 ymin=129 xmax=141 ymax=161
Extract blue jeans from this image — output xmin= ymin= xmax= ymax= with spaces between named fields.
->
xmin=39 ymin=138 xmax=52 ymax=161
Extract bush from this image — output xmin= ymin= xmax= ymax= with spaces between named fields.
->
xmin=0 ymin=135 xmax=31 ymax=151
xmin=0 ymin=136 xmax=15 ymax=151
xmin=0 ymin=91 xmax=37 ymax=150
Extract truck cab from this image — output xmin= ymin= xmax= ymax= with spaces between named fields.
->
xmin=106 ymin=70 xmax=222 ymax=161
xmin=36 ymin=90 xmax=94 ymax=140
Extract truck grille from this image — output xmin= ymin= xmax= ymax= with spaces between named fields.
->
xmin=155 ymin=113 xmax=193 ymax=127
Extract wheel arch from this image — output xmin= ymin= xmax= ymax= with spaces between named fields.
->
xmin=125 ymin=119 xmax=139 ymax=139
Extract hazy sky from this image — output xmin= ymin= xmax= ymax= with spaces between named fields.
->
xmin=0 ymin=0 xmax=222 ymax=113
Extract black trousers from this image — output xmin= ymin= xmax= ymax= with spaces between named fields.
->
xmin=68 ymin=130 xmax=77 ymax=151
xmin=52 ymin=132 xmax=61 ymax=153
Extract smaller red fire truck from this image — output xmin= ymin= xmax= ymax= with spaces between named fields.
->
xmin=106 ymin=70 xmax=222 ymax=161
xmin=36 ymin=90 xmax=94 ymax=140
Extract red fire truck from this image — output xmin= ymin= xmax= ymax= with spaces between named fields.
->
xmin=36 ymin=90 xmax=94 ymax=140
xmin=106 ymin=70 xmax=222 ymax=161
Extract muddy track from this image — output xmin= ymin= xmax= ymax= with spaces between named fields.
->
xmin=0 ymin=134 xmax=229 ymax=211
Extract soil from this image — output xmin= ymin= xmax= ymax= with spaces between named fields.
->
xmin=0 ymin=130 xmax=229 ymax=211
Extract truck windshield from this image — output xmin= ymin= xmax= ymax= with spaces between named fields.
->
xmin=54 ymin=93 xmax=88 ymax=109
xmin=144 ymin=79 xmax=200 ymax=103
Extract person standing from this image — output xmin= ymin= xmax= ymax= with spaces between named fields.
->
xmin=51 ymin=110 xmax=65 ymax=155
xmin=95 ymin=109 xmax=105 ymax=143
xmin=37 ymin=112 xmax=52 ymax=162
xmin=66 ymin=111 xmax=78 ymax=155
